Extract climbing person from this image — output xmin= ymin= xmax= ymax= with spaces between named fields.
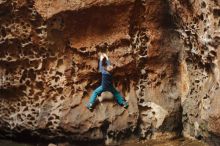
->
xmin=86 ymin=53 xmax=129 ymax=110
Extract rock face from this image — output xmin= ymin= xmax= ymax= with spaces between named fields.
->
xmin=168 ymin=1 xmax=220 ymax=145
xmin=0 ymin=0 xmax=219 ymax=145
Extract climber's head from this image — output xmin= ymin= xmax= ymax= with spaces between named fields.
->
xmin=106 ymin=65 xmax=113 ymax=72
xmin=102 ymin=57 xmax=108 ymax=67
xmin=102 ymin=57 xmax=113 ymax=73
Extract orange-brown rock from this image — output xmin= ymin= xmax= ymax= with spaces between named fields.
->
xmin=0 ymin=0 xmax=219 ymax=145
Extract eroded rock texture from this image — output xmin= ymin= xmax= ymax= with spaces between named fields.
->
xmin=0 ymin=0 xmax=219 ymax=145
xmin=168 ymin=0 xmax=220 ymax=145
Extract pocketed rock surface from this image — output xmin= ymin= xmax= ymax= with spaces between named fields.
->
xmin=0 ymin=0 xmax=219 ymax=145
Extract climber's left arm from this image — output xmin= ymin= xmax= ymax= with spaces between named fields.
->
xmin=99 ymin=54 xmax=104 ymax=72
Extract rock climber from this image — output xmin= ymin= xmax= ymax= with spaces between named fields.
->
xmin=86 ymin=53 xmax=129 ymax=110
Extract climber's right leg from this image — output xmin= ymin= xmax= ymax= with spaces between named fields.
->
xmin=86 ymin=86 xmax=104 ymax=110
xmin=109 ymin=85 xmax=129 ymax=109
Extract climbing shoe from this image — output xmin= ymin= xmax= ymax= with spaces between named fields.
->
xmin=123 ymin=101 xmax=129 ymax=109
xmin=86 ymin=103 xmax=93 ymax=110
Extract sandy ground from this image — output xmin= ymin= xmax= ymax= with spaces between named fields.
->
xmin=0 ymin=137 xmax=208 ymax=146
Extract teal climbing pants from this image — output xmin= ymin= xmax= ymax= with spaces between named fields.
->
xmin=89 ymin=85 xmax=125 ymax=105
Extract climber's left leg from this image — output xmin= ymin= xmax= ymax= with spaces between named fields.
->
xmin=86 ymin=86 xmax=104 ymax=110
